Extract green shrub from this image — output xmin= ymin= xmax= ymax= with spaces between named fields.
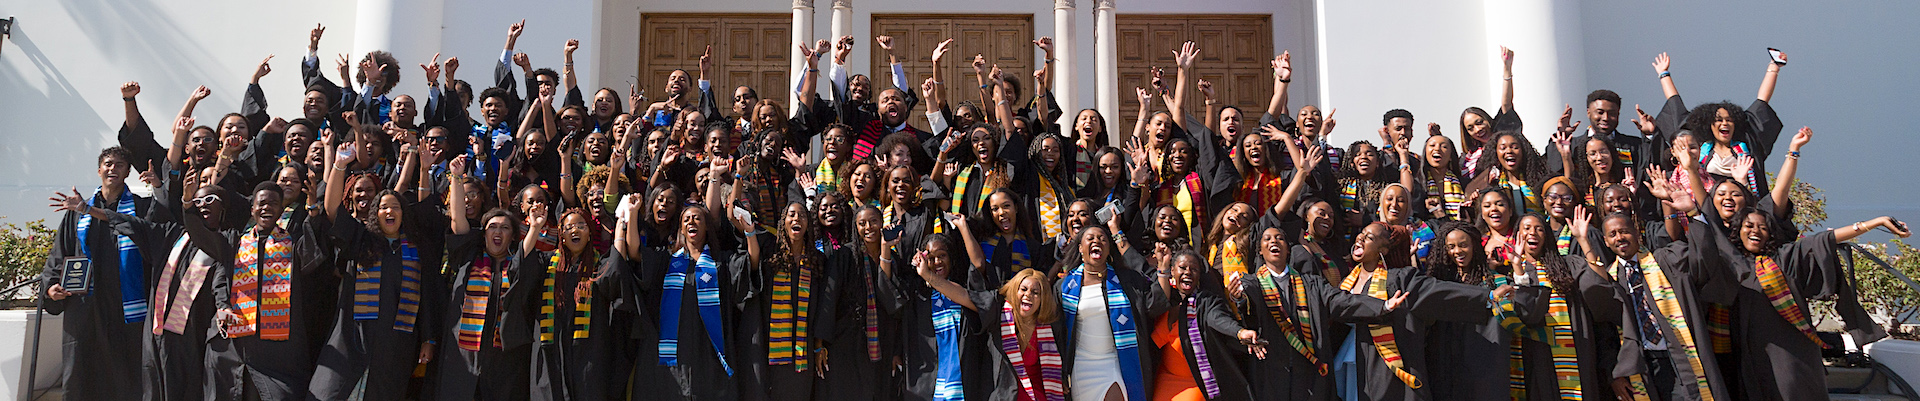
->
xmin=0 ymin=218 xmax=55 ymax=299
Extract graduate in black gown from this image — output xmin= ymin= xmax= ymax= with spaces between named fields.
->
xmin=38 ymin=147 xmax=152 ymax=401
xmin=1053 ymin=224 xmax=1170 ymax=401
xmin=1417 ymin=222 xmax=1513 ymax=401
xmin=523 ymin=206 xmax=622 ymax=401
xmin=94 ymin=170 xmax=230 ymax=401
xmin=1237 ymin=226 xmax=1388 ymax=401
xmin=1330 ymin=222 xmax=1496 ymax=401
xmin=1588 ymin=210 xmax=1736 ymax=401
xmin=433 ymin=204 xmax=536 ymax=401
xmin=877 ymin=229 xmax=992 ymax=401
xmin=735 ymin=202 xmax=837 ymax=401
xmin=1148 ymin=250 xmax=1258 ymax=401
xmin=815 ymin=206 xmax=900 ymax=401
xmin=644 ymin=200 xmax=747 ymax=401
xmin=1718 ymin=209 xmax=1903 ymax=401
xmin=193 ymin=182 xmax=333 ymax=401
xmin=310 ymin=139 xmax=450 ymax=400
xmin=1504 ymin=213 xmax=1622 ymax=401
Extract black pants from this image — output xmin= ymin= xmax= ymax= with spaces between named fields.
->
xmin=1645 ymin=349 xmax=1676 ymax=401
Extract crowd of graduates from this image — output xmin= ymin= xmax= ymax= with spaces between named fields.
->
xmin=34 ymin=18 xmax=1913 ymax=401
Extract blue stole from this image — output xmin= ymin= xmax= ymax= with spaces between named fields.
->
xmin=932 ymin=291 xmax=966 ymax=401
xmin=1058 ymin=265 xmax=1146 ymax=401
xmin=661 ymin=247 xmax=733 ymax=375
xmin=77 ymin=188 xmax=147 ymax=323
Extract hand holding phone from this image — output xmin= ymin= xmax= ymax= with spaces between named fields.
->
xmin=1767 ymin=48 xmax=1787 ymax=66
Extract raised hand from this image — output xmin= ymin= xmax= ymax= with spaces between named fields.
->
xmin=252 ymin=54 xmax=275 ymax=84
xmin=1321 ymin=108 xmax=1339 ymax=135
xmin=875 ymin=35 xmax=895 ymax=52
xmin=834 ymin=35 xmax=855 ymax=65
xmin=140 ymin=161 xmax=160 ymax=188
xmin=796 ymin=172 xmax=817 ymax=192
xmin=512 ymin=52 xmax=532 ymax=72
xmin=1382 ymin=290 xmax=1411 ymax=312
xmin=420 ymin=53 xmax=442 ymax=86
xmin=1033 ymin=67 xmax=1047 ymax=86
xmin=565 ymin=39 xmax=580 ymax=57
xmin=120 ymin=81 xmax=141 ymax=99
xmin=444 ymin=56 xmax=461 ymax=81
xmin=931 ymin=38 xmax=954 ymax=64
xmin=507 ymin=19 xmax=526 ymax=42
xmin=920 ymin=77 xmax=936 ymax=98
xmin=1789 ymin=126 xmax=1812 ymax=152
xmin=1135 ymin=87 xmax=1153 ymax=107
xmin=1771 ymin=49 xmax=1788 ymax=66
xmin=191 ymin=85 xmax=212 ymax=102
xmin=1150 ymin=67 xmax=1167 ymax=95
xmin=1731 ymin=155 xmax=1755 ymax=178
xmin=699 ymin=45 xmax=713 ymax=79
xmin=1652 ymin=52 xmax=1671 ymax=74
xmin=813 ymin=39 xmax=832 ymax=60
xmin=172 ymin=116 xmax=196 ymax=137
xmin=48 ymin=188 xmax=86 ymax=214
xmin=1273 ymin=51 xmax=1292 ymax=82
xmin=971 ymin=54 xmax=988 ymax=78
xmin=1500 ymin=46 xmax=1515 ymax=72
xmin=1557 ymin=104 xmax=1582 ymax=137
xmin=1300 ymin=141 xmax=1325 ymax=171
xmin=309 ymin=24 xmax=326 ymax=52
xmin=1197 ymin=79 xmax=1215 ymax=100
xmin=1034 ymin=37 xmax=1054 ymax=56
xmin=1173 ymin=41 xmax=1198 ymax=69
xmin=1551 ymin=130 xmax=1572 ymax=157
xmin=450 ymin=154 xmax=471 ymax=178
xmin=335 ymin=142 xmax=357 ymax=166
xmin=1631 ymin=104 xmax=1656 ymax=134
xmin=1570 ymin=205 xmax=1591 ymax=241
xmin=781 ymin=147 xmax=808 ymax=170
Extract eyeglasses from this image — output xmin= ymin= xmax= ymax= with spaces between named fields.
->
xmin=1544 ymin=193 xmax=1576 ymax=202
xmin=562 ymin=223 xmax=591 ymax=231
xmin=190 ymin=194 xmax=222 ymax=207
xmin=423 ymin=136 xmax=447 ymax=143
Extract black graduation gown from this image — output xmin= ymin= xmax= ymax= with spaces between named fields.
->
xmin=876 ymin=257 xmax=993 ymax=401
xmin=308 ymin=200 xmax=449 ymax=401
xmin=630 ymin=244 xmax=747 ymax=401
xmin=430 ymin=244 xmax=535 ymax=401
xmin=108 ymin=200 xmax=220 ymax=401
xmin=963 ymin=288 xmax=1043 ymax=401
xmin=524 ymin=249 xmax=623 ymax=401
xmin=1420 ymin=273 xmax=1514 ymax=401
xmin=816 ymin=248 xmax=898 ymax=401
xmin=1723 ymin=230 xmax=1882 ymax=401
xmin=1237 ymin=268 xmax=1385 ymax=401
xmin=1611 ymin=219 xmax=1737 ymax=401
xmin=735 ymin=241 xmax=837 ymax=401
xmin=1509 ymin=257 xmax=1624 ymax=401
xmin=36 ymin=191 xmax=152 ymax=401
xmin=203 ymin=214 xmax=333 ymax=401
xmin=1158 ymin=291 xmax=1253 ymax=401
xmin=1338 ymin=266 xmax=1492 ymax=401
xmin=1053 ymin=263 xmax=1171 ymax=401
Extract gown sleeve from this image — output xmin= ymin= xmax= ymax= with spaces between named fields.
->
xmin=1398 ymin=270 xmax=1494 ymax=324
xmin=1306 ymin=274 xmax=1388 ymax=325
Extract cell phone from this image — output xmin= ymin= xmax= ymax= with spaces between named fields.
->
xmin=732 ymin=206 xmax=753 ymax=226
xmin=1767 ymin=48 xmax=1786 ymax=65
xmin=884 ymin=226 xmax=904 ymax=241
xmin=1096 ymin=202 xmax=1119 ymax=223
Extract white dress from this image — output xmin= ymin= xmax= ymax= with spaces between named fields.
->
xmin=1070 ymin=281 xmax=1126 ymax=401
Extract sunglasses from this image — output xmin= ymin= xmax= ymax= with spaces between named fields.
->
xmin=190 ymin=194 xmax=222 ymax=208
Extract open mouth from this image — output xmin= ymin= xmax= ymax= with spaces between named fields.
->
xmin=1019 ymin=298 xmax=1035 ymax=312
xmin=1523 ymin=233 xmax=1542 ymax=249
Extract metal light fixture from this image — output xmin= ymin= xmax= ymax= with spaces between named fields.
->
xmin=0 ymin=17 xmax=12 ymax=37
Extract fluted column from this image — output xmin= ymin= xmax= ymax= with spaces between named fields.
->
xmin=1094 ymin=0 xmax=1118 ymax=145
xmin=1051 ymin=0 xmax=1076 ymax=127
xmin=831 ymin=0 xmax=853 ymax=47
xmin=792 ymin=0 xmax=815 ymax=117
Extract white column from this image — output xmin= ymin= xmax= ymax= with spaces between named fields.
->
xmin=1052 ymin=0 xmax=1077 ymax=128
xmin=792 ymin=0 xmax=816 ymax=116
xmin=831 ymin=0 xmax=853 ymax=49
xmin=1482 ymin=0 xmax=1585 ymax=148
xmin=353 ymin=0 xmax=444 ymax=97
xmin=1094 ymin=0 xmax=1119 ymax=145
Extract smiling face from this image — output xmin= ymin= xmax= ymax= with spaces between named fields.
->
xmin=887 ymin=167 xmax=916 ymax=204
xmin=989 ymin=192 xmax=1019 ymax=233
xmin=856 ymin=208 xmax=883 ymax=246
xmin=970 ymin=127 xmax=998 ymax=162
xmin=1037 ymin=136 xmax=1063 ymax=172
xmin=1544 ymin=183 xmax=1574 ymax=219
xmin=954 ymin=105 xmax=981 ymax=129
xmin=1444 ymin=230 xmax=1476 ymax=269
xmin=483 ymin=215 xmax=516 ymax=255
xmin=1738 ymin=212 xmax=1770 ymax=254
xmin=522 ymin=130 xmax=548 ymax=160
xmin=304 ymin=90 xmax=329 ymax=121
xmin=423 ymin=127 xmax=450 ymax=163
xmin=275 ymin=167 xmax=305 ymax=203
xmin=482 ymin=96 xmax=507 ymax=126
xmin=1517 ymin=215 xmax=1550 ymax=256
xmin=251 ymin=188 xmax=283 ymax=229
xmin=1349 ymin=223 xmax=1385 ymax=263
xmin=391 ymin=95 xmax=417 ymax=126
xmin=187 ymin=128 xmax=217 ymax=166
xmin=1097 ymin=152 xmax=1125 ymax=188
xmin=1166 ymin=140 xmax=1195 ymax=175
xmin=645 ymin=130 xmax=670 ymax=158
xmin=561 ymin=108 xmax=588 ymax=135
xmin=286 ymin=125 xmax=315 ymax=163
xmin=849 ymin=163 xmax=878 ymax=199
xmin=823 ymin=127 xmax=851 ymax=160
xmin=1075 ymin=109 xmax=1105 ymax=138
xmin=1296 ymin=106 xmax=1324 ymax=138
xmin=649 ymin=187 xmax=682 ymax=227
xmin=1079 ymin=226 xmax=1109 ymax=268
xmin=97 ymin=152 xmax=129 ymax=189
xmin=1480 ymin=191 xmax=1512 ymax=233
xmin=1587 ymin=99 xmax=1619 ymax=133
xmin=1013 ymin=277 xmax=1043 ymax=318
xmin=593 ymin=89 xmax=618 ymax=118
xmin=1305 ymin=201 xmax=1333 ymax=238
xmin=1378 ymin=186 xmax=1409 ymax=224
xmin=1220 ymin=107 xmax=1244 ymax=138
xmin=816 ymin=195 xmax=844 ymax=230
xmin=1351 ymin=143 xmax=1378 ymax=177
xmin=1425 ymin=135 xmax=1456 ymax=169
xmin=1065 ymin=200 xmax=1094 ymax=235
xmin=584 ymin=131 xmax=610 ymax=163
xmin=781 ymin=203 xmax=811 ymax=243
xmin=732 ymin=86 xmax=759 ymax=117
xmin=1154 ymin=206 xmax=1183 ymax=240
xmin=924 ymin=239 xmax=952 ymax=278
xmin=1239 ymin=133 xmax=1268 ymax=168
xmin=1584 ymin=139 xmax=1614 ymax=177
xmin=517 ymin=186 xmax=550 ymax=221
xmin=375 ymin=193 xmax=405 ymax=237
xmin=1461 ymin=112 xmax=1490 ymax=143
xmin=1259 ymin=227 xmax=1289 ymax=267
xmin=1170 ymin=254 xmax=1198 ymax=294
xmin=1712 ymin=180 xmax=1747 ymax=221
xmin=561 ymin=212 xmax=592 ymax=253
xmin=1602 ymin=215 xmax=1641 ymax=257
xmin=1146 ymin=113 xmax=1173 ymax=147
xmin=1711 ymin=108 xmax=1736 ymax=143
xmin=219 ymin=115 xmax=250 ymax=140
xmin=1222 ymin=203 xmax=1252 ymax=233
xmin=679 ymin=206 xmax=708 ymax=247
xmin=349 ymin=176 xmax=379 ymax=215
xmin=1602 ymin=186 xmax=1633 ymax=215
xmin=1496 ymin=135 xmax=1523 ymax=172
xmin=190 ymin=186 xmax=226 ymax=227
xmin=848 ymin=75 xmax=873 ymax=104
xmin=665 ymin=70 xmax=690 ymax=97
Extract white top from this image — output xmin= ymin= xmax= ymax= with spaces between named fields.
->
xmin=1071 ymin=281 xmax=1125 ymax=401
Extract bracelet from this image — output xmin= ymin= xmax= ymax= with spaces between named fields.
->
xmin=979 ymin=84 xmax=990 ymax=89
xmin=1788 ymin=151 xmax=1801 ymax=158
xmin=1667 ymin=213 xmax=1687 ymax=220
xmin=1205 ymin=100 xmax=1217 ymax=106
xmin=808 ymin=68 xmax=819 ymax=72
xmin=122 ymin=97 xmax=136 ymax=102
xmin=930 ymin=80 xmax=942 ymax=85
xmin=1659 ymin=71 xmax=1672 ymax=79
xmin=1277 ymin=78 xmax=1291 ymax=83
xmin=1503 ymin=75 xmax=1513 ymax=81
xmin=1854 ymin=222 xmax=1863 ymax=232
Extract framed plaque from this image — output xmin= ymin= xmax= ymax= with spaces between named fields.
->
xmin=60 ymin=257 xmax=91 ymax=295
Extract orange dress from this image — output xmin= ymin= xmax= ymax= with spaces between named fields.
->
xmin=1151 ymin=313 xmax=1203 ymax=401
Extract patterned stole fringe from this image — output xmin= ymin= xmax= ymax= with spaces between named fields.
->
xmin=1157 ymin=172 xmax=1206 ymax=236
xmin=1258 ymin=270 xmax=1325 ymax=375
xmin=228 ymin=228 xmax=295 ymax=340
xmin=1211 ymin=241 xmax=1249 ymax=279
xmin=659 ymin=248 xmax=733 ymax=375
xmin=1557 ymin=225 xmax=1575 ymax=256
xmin=769 ymin=256 xmax=814 ymax=370
xmin=815 ymin=160 xmax=841 ymax=195
xmin=1238 ymin=171 xmax=1287 ymax=215
xmin=862 ymin=255 xmax=881 ymax=361
xmin=932 ymin=291 xmax=966 ymax=401
xmin=1037 ymin=176 xmax=1065 ymax=239
xmin=1339 ymin=180 xmax=1362 ymax=213
xmin=1000 ymin=304 xmax=1065 ymax=401
xmin=540 ymin=252 xmax=595 ymax=342
xmin=1339 ymin=266 xmax=1421 ymax=389
xmin=155 ymin=240 xmax=213 ymax=335
xmin=1186 ymin=295 xmax=1222 ymax=398
xmin=1706 ymin=304 xmax=1732 ymax=354
xmin=1496 ymin=171 xmax=1541 ymax=215
xmin=1535 ymin=264 xmax=1584 ymax=399
xmin=1426 ymin=173 xmax=1467 ymax=220
xmin=1492 ymin=274 xmax=1530 ymax=399
xmin=1639 ymin=253 xmax=1717 ymax=401
xmin=984 ymin=236 xmax=1033 ymax=273
xmin=952 ymin=162 xmax=1006 ymax=215
xmin=393 ymin=240 xmax=423 ymax=333
xmin=1755 ymin=256 xmax=1828 ymax=348
xmin=457 ymin=255 xmax=496 ymax=351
